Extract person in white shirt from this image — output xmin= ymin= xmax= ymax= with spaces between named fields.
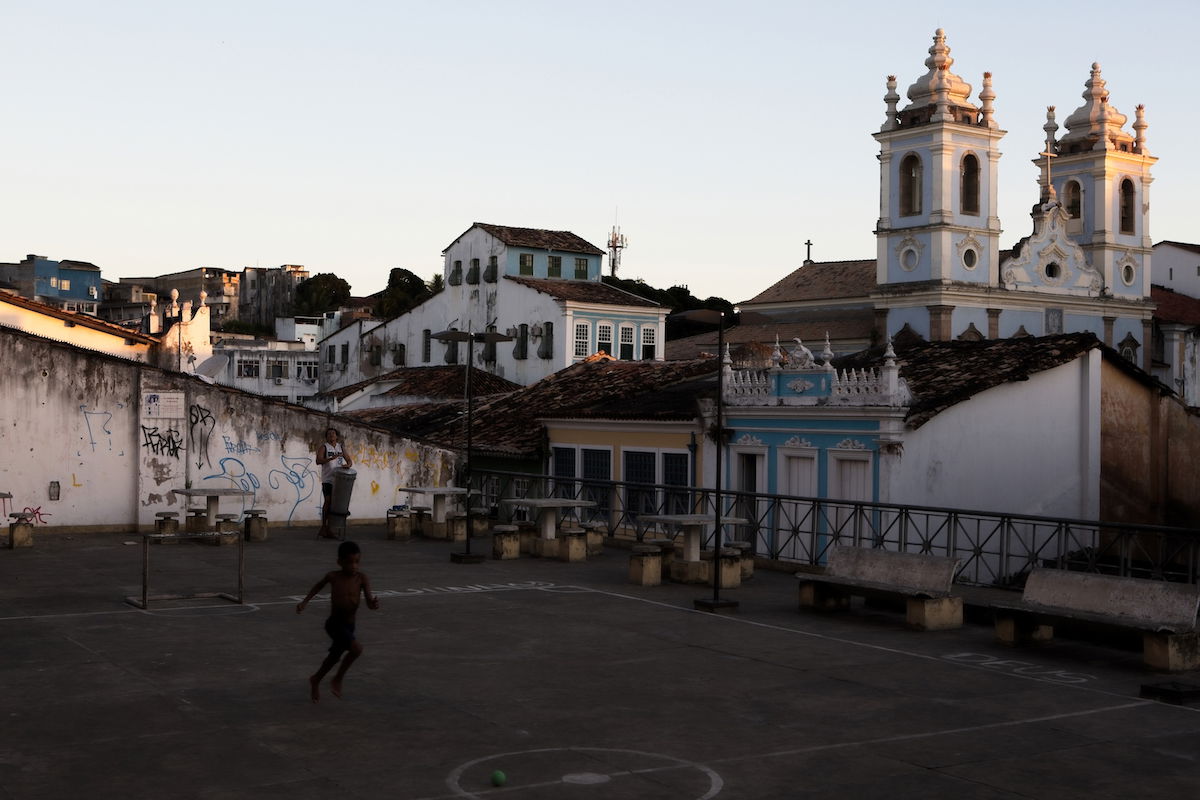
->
xmin=316 ymin=427 xmax=353 ymax=539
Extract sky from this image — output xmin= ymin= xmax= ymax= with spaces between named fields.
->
xmin=4 ymin=1 xmax=1197 ymax=303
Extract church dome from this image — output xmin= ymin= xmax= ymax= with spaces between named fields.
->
xmin=901 ymin=29 xmax=978 ymax=118
xmin=1059 ymin=63 xmax=1134 ymax=152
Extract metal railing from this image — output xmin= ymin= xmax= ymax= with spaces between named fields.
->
xmin=473 ymin=469 xmax=1200 ymax=588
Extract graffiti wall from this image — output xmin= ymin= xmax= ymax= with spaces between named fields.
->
xmin=0 ymin=327 xmax=456 ymax=532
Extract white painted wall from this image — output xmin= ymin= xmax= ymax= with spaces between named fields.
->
xmin=882 ymin=355 xmax=1099 ymax=519
xmin=0 ymin=327 xmax=457 ymax=532
xmin=1153 ymin=242 xmax=1200 ymax=297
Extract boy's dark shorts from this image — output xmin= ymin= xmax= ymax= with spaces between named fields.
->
xmin=322 ymin=481 xmax=333 ymax=502
xmin=324 ymin=616 xmax=356 ymax=658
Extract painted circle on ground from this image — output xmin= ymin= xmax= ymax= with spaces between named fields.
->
xmin=446 ymin=746 xmax=722 ymax=799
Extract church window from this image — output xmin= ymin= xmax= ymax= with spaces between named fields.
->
xmin=960 ymin=154 xmax=980 ymax=215
xmin=1122 ymin=264 xmax=1136 ymax=286
xmin=1119 ymin=179 xmax=1136 ymax=234
xmin=1045 ymin=308 xmax=1063 ymax=335
xmin=962 ymin=248 xmax=978 ymax=270
xmin=1065 ymin=181 xmax=1082 ymax=219
xmin=899 ymin=154 xmax=922 ymax=216
xmin=1117 ymin=332 xmax=1140 ymax=363
xmin=901 ymin=248 xmax=918 ymax=271
xmin=1045 ymin=263 xmax=1061 ymax=281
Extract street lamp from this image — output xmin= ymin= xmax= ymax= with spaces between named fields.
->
xmin=672 ymin=308 xmax=769 ymax=613
xmin=432 ymin=327 xmax=513 ymax=564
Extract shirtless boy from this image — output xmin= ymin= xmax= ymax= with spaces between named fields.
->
xmin=296 ymin=540 xmax=380 ymax=702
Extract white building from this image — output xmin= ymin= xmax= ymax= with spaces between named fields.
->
xmin=318 ymin=223 xmax=668 ymax=396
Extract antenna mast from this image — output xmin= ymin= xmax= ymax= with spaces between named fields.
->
xmin=607 ymin=225 xmax=627 ymax=277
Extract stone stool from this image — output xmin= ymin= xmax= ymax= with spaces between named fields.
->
xmin=185 ymin=507 xmax=208 ymax=533
xmin=516 ymin=520 xmax=537 ymax=554
xmin=446 ymin=511 xmax=467 ymax=542
xmin=559 ymin=527 xmax=587 ymax=563
xmin=727 ymin=540 xmax=754 ymax=580
xmin=491 ymin=524 xmax=520 ymax=560
xmin=648 ymin=538 xmax=676 ymax=580
xmin=469 ymin=508 xmax=491 ymax=538
xmin=387 ymin=507 xmax=412 ymax=541
xmin=581 ymin=521 xmax=606 ymax=556
xmin=213 ymin=514 xmax=240 ymax=545
xmin=717 ymin=547 xmax=742 ymax=589
xmin=154 ymin=511 xmax=180 ymax=535
xmin=243 ymin=509 xmax=268 ymax=542
xmin=629 ymin=544 xmax=662 ymax=586
xmin=8 ymin=512 xmax=34 ymax=548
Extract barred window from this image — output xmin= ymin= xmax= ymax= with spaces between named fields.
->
xmin=575 ymin=258 xmax=589 ymax=279
xmin=548 ymin=256 xmax=562 ymax=278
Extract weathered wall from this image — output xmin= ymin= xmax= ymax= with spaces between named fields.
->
xmin=1100 ymin=360 xmax=1200 ymax=526
xmin=0 ymin=327 xmax=456 ymax=532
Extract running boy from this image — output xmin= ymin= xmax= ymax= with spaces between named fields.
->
xmin=296 ymin=540 xmax=380 ymax=702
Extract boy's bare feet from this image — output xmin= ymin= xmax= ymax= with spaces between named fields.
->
xmin=309 ymin=675 xmax=320 ymax=703
xmin=330 ymin=677 xmax=343 ymax=699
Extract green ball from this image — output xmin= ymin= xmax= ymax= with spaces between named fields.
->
xmin=490 ymin=770 xmax=506 ymax=787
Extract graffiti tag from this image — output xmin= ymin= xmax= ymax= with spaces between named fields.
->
xmin=141 ymin=425 xmax=183 ymax=458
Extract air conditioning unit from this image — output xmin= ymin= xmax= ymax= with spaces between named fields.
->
xmin=505 ymin=327 xmax=518 ymax=337
xmin=274 ymin=377 xmax=284 ymax=385
xmin=87 ymin=285 xmax=98 ymax=299
xmin=530 ymin=324 xmax=543 ymax=337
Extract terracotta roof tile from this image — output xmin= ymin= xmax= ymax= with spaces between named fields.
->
xmin=665 ymin=312 xmax=876 ymax=360
xmin=833 ymin=332 xmax=1161 ymax=429
xmin=0 ymin=291 xmax=158 ymax=344
xmin=741 ymin=259 xmax=876 ymax=305
xmin=323 ymin=365 xmax=521 ymax=402
xmin=351 ymin=358 xmax=714 ymax=457
xmin=1152 ymin=285 xmax=1200 ymax=326
xmin=450 ymin=223 xmax=605 ymax=256
xmin=505 ymin=276 xmax=661 ymax=307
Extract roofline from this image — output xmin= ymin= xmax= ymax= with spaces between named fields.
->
xmin=0 ymin=292 xmax=158 ymax=344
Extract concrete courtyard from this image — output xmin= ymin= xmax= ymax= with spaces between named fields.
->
xmin=2 ymin=526 xmax=1198 ymax=799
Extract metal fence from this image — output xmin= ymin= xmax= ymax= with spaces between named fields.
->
xmin=474 ymin=468 xmax=1200 ymax=588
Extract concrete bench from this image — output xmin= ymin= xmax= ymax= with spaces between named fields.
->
xmin=629 ymin=544 xmax=662 ymax=586
xmin=581 ymin=521 xmax=606 ymax=556
xmin=242 ymin=509 xmax=268 ymax=542
xmin=797 ymin=546 xmax=963 ymax=631
xmin=8 ymin=512 xmax=34 ymax=548
xmin=647 ymin=538 xmax=676 ymax=580
xmin=993 ymin=569 xmax=1200 ymax=672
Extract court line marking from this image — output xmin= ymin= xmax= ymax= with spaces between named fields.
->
xmin=5 ymin=581 xmax=1198 ymax=715
xmin=415 ymin=702 xmax=1148 ymax=800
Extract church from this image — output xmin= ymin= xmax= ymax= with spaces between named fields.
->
xmin=737 ymin=29 xmax=1158 ymax=372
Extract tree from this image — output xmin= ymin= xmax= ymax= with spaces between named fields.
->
xmin=374 ymin=267 xmax=432 ymax=318
xmin=428 ymin=273 xmax=444 ymax=294
xmin=293 ymin=273 xmax=351 ymax=316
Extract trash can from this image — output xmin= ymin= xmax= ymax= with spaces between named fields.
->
xmin=329 ymin=467 xmax=357 ymax=518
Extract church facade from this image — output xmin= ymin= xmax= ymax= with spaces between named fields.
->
xmin=744 ymin=29 xmax=1159 ymax=373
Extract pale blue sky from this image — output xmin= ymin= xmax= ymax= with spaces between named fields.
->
xmin=4 ymin=1 xmax=1196 ymax=302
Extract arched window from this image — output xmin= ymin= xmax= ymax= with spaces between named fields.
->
xmin=1065 ymin=181 xmax=1081 ymax=219
xmin=899 ymin=154 xmax=922 ymax=217
xmin=960 ymin=154 xmax=980 ymax=215
xmin=1119 ymin=179 xmax=1136 ymax=234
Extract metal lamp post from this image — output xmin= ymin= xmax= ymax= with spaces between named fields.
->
xmin=432 ymin=327 xmax=513 ymax=564
xmin=672 ymin=308 xmax=769 ymax=613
